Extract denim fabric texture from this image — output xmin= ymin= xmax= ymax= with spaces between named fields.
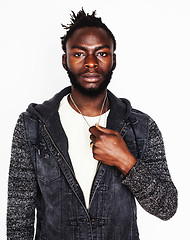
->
xmin=7 ymin=87 xmax=177 ymax=240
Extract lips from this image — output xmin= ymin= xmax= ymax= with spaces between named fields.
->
xmin=81 ymin=73 xmax=101 ymax=83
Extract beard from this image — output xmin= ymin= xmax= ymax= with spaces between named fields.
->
xmin=66 ymin=67 xmax=114 ymax=98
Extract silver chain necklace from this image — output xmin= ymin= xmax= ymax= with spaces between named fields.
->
xmin=69 ymin=92 xmax=108 ymax=128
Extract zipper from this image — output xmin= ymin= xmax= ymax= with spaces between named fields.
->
xmin=119 ymin=122 xmax=127 ymax=135
xmin=43 ymin=124 xmax=76 ymax=177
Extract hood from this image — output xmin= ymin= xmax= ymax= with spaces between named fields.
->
xmin=26 ymin=87 xmax=71 ymax=122
xmin=26 ymin=86 xmax=132 ymax=127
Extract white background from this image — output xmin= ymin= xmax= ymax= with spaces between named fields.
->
xmin=0 ymin=0 xmax=189 ymax=239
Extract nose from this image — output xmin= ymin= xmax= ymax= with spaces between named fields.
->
xmin=84 ymin=54 xmax=98 ymax=69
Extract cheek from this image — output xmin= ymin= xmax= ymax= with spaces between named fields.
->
xmin=66 ymin=56 xmax=83 ymax=72
xmin=99 ymin=59 xmax=114 ymax=72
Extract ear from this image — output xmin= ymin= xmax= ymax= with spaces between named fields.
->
xmin=62 ymin=54 xmax=67 ymax=70
xmin=112 ymin=53 xmax=116 ymax=70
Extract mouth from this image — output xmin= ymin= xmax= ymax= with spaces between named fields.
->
xmin=81 ymin=73 xmax=101 ymax=83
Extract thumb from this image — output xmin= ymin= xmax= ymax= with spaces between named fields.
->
xmin=95 ymin=124 xmax=114 ymax=134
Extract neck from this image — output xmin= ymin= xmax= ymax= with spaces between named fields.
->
xmin=68 ymin=87 xmax=109 ymax=117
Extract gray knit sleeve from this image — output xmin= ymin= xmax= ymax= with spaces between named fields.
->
xmin=122 ymin=116 xmax=178 ymax=220
xmin=7 ymin=114 xmax=37 ymax=239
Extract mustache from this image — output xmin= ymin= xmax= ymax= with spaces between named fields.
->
xmin=80 ymin=69 xmax=102 ymax=77
xmin=81 ymin=72 xmax=101 ymax=78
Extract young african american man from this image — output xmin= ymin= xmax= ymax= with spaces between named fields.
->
xmin=7 ymin=9 xmax=178 ymax=240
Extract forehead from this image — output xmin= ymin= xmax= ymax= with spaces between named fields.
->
xmin=66 ymin=27 xmax=114 ymax=50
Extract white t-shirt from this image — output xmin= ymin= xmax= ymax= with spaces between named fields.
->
xmin=58 ymin=94 xmax=110 ymax=208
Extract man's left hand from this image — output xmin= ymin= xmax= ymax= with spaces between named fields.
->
xmin=89 ymin=124 xmax=136 ymax=176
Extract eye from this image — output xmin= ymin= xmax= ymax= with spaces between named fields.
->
xmin=73 ymin=52 xmax=85 ymax=57
xmin=97 ymin=52 xmax=107 ymax=57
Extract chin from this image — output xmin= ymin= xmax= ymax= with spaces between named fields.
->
xmin=67 ymin=69 xmax=113 ymax=98
xmin=74 ymin=85 xmax=107 ymax=98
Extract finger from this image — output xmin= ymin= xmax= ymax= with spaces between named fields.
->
xmin=90 ymin=134 xmax=96 ymax=142
xmin=95 ymin=124 xmax=117 ymax=135
xmin=89 ymin=125 xmax=102 ymax=137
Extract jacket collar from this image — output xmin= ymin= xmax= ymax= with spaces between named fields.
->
xmin=27 ymin=86 xmax=132 ymax=130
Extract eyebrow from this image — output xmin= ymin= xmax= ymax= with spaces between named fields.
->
xmin=71 ymin=45 xmax=86 ymax=51
xmin=71 ymin=44 xmax=111 ymax=51
xmin=96 ymin=45 xmax=111 ymax=51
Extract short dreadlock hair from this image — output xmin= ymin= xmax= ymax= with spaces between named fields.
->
xmin=61 ymin=9 xmax=116 ymax=52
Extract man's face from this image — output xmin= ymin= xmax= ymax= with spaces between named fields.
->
xmin=63 ymin=27 xmax=116 ymax=97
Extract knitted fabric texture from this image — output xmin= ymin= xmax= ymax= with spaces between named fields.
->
xmin=122 ymin=117 xmax=177 ymax=220
xmin=7 ymin=114 xmax=38 ymax=240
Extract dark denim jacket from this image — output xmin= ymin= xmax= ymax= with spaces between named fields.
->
xmin=7 ymin=87 xmax=177 ymax=240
